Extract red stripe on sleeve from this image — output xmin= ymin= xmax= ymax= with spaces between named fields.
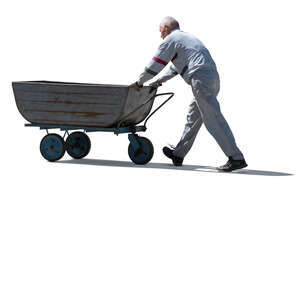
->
xmin=152 ymin=57 xmax=168 ymax=66
xmin=171 ymin=53 xmax=178 ymax=61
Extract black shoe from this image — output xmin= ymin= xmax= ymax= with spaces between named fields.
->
xmin=217 ymin=156 xmax=247 ymax=172
xmin=162 ymin=146 xmax=184 ymax=166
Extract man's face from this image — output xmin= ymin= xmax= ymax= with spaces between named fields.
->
xmin=159 ymin=24 xmax=171 ymax=39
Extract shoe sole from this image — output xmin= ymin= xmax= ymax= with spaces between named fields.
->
xmin=217 ymin=163 xmax=248 ymax=172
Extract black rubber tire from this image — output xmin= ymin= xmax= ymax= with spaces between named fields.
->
xmin=65 ymin=131 xmax=91 ymax=159
xmin=40 ymin=133 xmax=66 ymax=162
xmin=128 ymin=136 xmax=154 ymax=165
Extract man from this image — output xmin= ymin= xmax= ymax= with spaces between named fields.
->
xmin=133 ymin=16 xmax=247 ymax=172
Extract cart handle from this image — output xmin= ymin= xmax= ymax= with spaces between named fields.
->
xmin=116 ymin=91 xmax=174 ymax=130
xmin=143 ymin=92 xmax=174 ymax=127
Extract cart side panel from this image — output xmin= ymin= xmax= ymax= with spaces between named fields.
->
xmin=12 ymin=82 xmax=129 ymax=127
xmin=117 ymin=86 xmax=156 ymax=126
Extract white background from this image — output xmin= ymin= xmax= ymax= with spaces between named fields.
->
xmin=1 ymin=0 xmax=299 ymax=299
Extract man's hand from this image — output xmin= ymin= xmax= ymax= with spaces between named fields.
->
xmin=149 ymin=79 xmax=162 ymax=88
xmin=129 ymin=81 xmax=143 ymax=91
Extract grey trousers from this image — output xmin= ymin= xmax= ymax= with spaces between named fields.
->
xmin=172 ymin=69 xmax=244 ymax=160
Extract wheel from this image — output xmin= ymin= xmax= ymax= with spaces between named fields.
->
xmin=65 ymin=131 xmax=91 ymax=159
xmin=128 ymin=136 xmax=154 ymax=165
xmin=40 ymin=133 xmax=66 ymax=162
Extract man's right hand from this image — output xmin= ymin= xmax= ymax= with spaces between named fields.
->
xmin=149 ymin=80 xmax=162 ymax=88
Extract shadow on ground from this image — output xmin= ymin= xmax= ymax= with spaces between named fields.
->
xmin=56 ymin=159 xmax=293 ymax=176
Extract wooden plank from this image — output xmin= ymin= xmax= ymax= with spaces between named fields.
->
xmin=18 ymin=100 xmax=121 ymax=114
xmin=16 ymin=91 xmax=124 ymax=104
xmin=17 ymin=99 xmax=121 ymax=106
xmin=14 ymin=83 xmax=128 ymax=97
xmin=27 ymin=111 xmax=117 ymax=127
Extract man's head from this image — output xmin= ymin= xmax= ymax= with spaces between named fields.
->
xmin=159 ymin=16 xmax=180 ymax=39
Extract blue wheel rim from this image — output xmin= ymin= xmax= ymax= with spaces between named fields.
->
xmin=40 ymin=134 xmax=65 ymax=161
xmin=128 ymin=137 xmax=153 ymax=164
xmin=66 ymin=132 xmax=90 ymax=159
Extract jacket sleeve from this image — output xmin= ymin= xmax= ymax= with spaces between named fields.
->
xmin=158 ymin=64 xmax=179 ymax=83
xmin=137 ymin=38 xmax=177 ymax=85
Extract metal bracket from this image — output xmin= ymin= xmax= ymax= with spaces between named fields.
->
xmin=128 ymin=134 xmax=140 ymax=153
xmin=63 ymin=130 xmax=69 ymax=139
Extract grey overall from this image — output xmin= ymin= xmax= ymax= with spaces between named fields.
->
xmin=173 ymin=69 xmax=244 ymax=160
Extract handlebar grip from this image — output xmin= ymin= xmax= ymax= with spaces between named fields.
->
xmin=149 ymin=86 xmax=157 ymax=94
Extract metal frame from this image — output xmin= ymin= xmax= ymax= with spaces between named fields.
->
xmin=25 ymin=123 xmax=147 ymax=135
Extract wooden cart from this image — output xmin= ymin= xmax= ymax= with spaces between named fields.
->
xmin=12 ymin=81 xmax=174 ymax=164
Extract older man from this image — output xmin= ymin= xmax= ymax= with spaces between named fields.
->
xmin=134 ymin=16 xmax=247 ymax=172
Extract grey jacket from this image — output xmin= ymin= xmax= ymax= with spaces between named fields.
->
xmin=137 ymin=28 xmax=218 ymax=85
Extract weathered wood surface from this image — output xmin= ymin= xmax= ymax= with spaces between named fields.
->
xmin=12 ymin=81 xmax=156 ymax=127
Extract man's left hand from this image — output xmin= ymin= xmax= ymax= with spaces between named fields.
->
xmin=129 ymin=81 xmax=143 ymax=91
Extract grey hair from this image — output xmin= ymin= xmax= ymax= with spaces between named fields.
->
xmin=160 ymin=16 xmax=180 ymax=30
